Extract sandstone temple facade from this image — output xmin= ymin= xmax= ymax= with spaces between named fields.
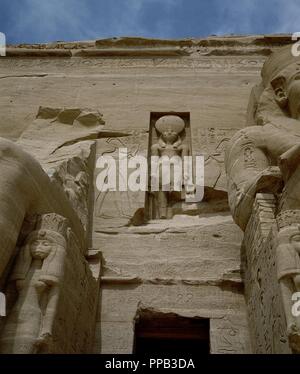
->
xmin=0 ymin=35 xmax=299 ymax=354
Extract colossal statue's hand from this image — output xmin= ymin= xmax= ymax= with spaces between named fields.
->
xmin=294 ymin=275 xmax=300 ymax=292
xmin=254 ymin=167 xmax=283 ymax=195
xmin=279 ymin=144 xmax=300 ymax=182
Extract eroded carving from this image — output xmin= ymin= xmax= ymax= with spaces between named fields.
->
xmin=95 ymin=132 xmax=148 ymax=227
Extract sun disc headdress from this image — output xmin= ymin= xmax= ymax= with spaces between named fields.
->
xmin=155 ymin=115 xmax=185 ymax=135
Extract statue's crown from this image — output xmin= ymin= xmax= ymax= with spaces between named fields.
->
xmin=36 ymin=214 xmax=69 ymax=236
xmin=23 ymin=214 xmax=69 ymax=247
xmin=262 ymin=45 xmax=300 ymax=87
xmin=155 ymin=115 xmax=185 ymax=135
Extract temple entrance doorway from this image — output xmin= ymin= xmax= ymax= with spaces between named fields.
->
xmin=134 ymin=311 xmax=210 ymax=354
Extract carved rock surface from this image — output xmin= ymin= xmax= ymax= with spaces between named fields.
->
xmin=0 ymin=35 xmax=289 ymax=354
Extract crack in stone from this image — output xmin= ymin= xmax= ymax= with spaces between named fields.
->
xmin=0 ymin=74 xmax=48 ymax=79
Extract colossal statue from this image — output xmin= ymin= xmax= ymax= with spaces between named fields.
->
xmin=225 ymin=46 xmax=300 ymax=230
xmin=225 ymin=45 xmax=300 ymax=353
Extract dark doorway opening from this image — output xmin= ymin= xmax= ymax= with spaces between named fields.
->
xmin=134 ymin=311 xmax=210 ymax=354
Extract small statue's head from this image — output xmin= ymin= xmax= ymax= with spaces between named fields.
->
xmin=155 ymin=115 xmax=185 ymax=144
xmin=23 ymin=214 xmax=69 ymax=259
xmin=262 ymin=46 xmax=300 ymax=120
xmin=25 ymin=229 xmax=66 ymax=259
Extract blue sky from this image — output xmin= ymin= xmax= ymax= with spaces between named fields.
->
xmin=1 ymin=0 xmax=300 ymax=44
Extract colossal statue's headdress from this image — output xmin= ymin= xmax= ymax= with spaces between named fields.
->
xmin=262 ymin=45 xmax=300 ymax=87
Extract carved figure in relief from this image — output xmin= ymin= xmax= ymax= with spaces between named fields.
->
xmin=63 ymin=170 xmax=89 ymax=221
xmin=151 ymin=115 xmax=189 ymax=218
xmin=275 ymin=212 xmax=300 ymax=351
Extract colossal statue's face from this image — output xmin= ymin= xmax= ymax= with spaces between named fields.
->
xmin=287 ymin=72 xmax=300 ymax=120
xmin=279 ymin=225 xmax=300 ymax=253
xmin=272 ymin=64 xmax=300 ymax=120
xmin=290 ymin=232 xmax=300 ymax=253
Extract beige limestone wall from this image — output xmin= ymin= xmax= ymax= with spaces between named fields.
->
xmin=94 ymin=215 xmax=250 ymax=354
xmin=0 ymin=42 xmax=269 ymax=141
xmin=0 ymin=35 xmax=293 ymax=354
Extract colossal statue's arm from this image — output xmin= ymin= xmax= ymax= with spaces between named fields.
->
xmin=225 ymin=127 xmax=283 ymax=230
xmin=278 ymin=144 xmax=300 ymax=182
xmin=0 ymin=138 xmax=84 ymax=282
